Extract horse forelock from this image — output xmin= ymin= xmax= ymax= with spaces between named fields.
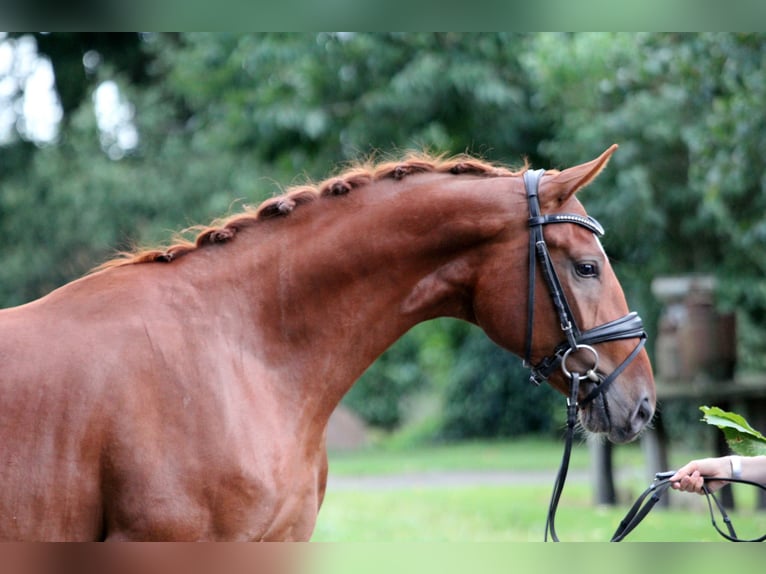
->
xmin=94 ymin=152 xmax=523 ymax=271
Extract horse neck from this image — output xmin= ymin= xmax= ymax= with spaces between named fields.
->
xmin=211 ymin=174 xmax=525 ymax=414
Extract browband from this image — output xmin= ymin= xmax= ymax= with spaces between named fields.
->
xmin=528 ymin=214 xmax=604 ymax=236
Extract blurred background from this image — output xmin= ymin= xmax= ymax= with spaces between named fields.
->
xmin=2 ymin=32 xmax=765 ymax=539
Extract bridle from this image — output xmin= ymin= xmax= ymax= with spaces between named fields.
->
xmin=522 ymin=168 xmax=647 ymax=402
xmin=522 ymin=169 xmax=765 ymax=542
xmin=521 ymin=169 xmax=647 ymax=541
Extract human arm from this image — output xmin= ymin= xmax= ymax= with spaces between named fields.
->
xmin=669 ymin=455 xmax=766 ymax=494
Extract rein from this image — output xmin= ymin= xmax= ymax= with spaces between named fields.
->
xmin=610 ymin=473 xmax=766 ymax=542
xmin=522 ymin=169 xmax=765 ymax=542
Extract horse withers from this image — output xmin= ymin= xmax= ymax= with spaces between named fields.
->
xmin=0 ymin=145 xmax=655 ymax=540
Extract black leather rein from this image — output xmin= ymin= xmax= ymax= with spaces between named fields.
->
xmin=610 ymin=472 xmax=766 ymax=542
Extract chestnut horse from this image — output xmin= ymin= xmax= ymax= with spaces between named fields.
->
xmin=0 ymin=145 xmax=655 ymax=540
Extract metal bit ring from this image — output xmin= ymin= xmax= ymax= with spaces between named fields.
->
xmin=561 ymin=344 xmax=600 ymax=382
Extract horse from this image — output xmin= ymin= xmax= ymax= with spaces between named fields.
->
xmin=0 ymin=145 xmax=655 ymax=541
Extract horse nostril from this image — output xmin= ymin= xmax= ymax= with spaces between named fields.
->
xmin=633 ymin=396 xmax=653 ymax=425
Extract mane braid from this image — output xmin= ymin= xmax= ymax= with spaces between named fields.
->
xmin=94 ymin=152 xmax=520 ymax=271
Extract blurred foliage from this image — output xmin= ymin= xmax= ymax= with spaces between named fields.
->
xmin=700 ymin=406 xmax=766 ymax=457
xmin=439 ymin=324 xmax=561 ymax=440
xmin=2 ymin=33 xmax=766 ymax=440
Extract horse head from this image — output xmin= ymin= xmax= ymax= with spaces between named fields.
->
xmin=472 ymin=146 xmax=655 ymax=443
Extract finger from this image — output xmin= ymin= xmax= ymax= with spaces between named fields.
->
xmin=682 ymin=476 xmax=702 ymax=493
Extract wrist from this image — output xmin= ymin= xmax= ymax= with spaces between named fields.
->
xmin=729 ymin=455 xmax=742 ymax=479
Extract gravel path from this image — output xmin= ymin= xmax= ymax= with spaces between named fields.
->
xmin=326 ymin=465 xmax=651 ymax=491
xmin=326 ymin=468 xmax=590 ymax=491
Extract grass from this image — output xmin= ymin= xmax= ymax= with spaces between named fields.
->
xmin=325 ymin=436 xmax=643 ymax=475
xmin=314 ymin=483 xmax=766 ymax=542
xmin=312 ymin=437 xmax=766 ymax=542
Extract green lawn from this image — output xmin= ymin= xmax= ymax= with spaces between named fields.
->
xmin=325 ymin=436 xmax=642 ymax=475
xmin=312 ymin=438 xmax=766 ymax=542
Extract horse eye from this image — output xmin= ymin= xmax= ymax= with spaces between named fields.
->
xmin=575 ymin=262 xmax=599 ymax=278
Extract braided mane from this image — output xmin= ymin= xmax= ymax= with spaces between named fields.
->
xmin=96 ymin=152 xmax=521 ymax=270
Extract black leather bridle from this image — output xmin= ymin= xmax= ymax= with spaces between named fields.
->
xmin=521 ymin=169 xmax=648 ymax=541
xmin=523 ymin=168 xmax=647 ymax=403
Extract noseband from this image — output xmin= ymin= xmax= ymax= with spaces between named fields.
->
xmin=521 ymin=169 xmax=648 ymax=541
xmin=522 ymin=169 xmax=647 ymax=405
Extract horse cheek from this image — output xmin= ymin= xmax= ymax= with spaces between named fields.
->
xmin=470 ymin=274 xmax=526 ymax=355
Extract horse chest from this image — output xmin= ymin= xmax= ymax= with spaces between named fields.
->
xmin=201 ymin=462 xmax=322 ymax=541
xmin=103 ymin=432 xmax=325 ymax=541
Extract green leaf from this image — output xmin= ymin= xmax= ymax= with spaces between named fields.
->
xmin=700 ymin=406 xmax=766 ymax=457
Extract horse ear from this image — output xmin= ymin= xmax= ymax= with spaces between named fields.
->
xmin=543 ymin=144 xmax=618 ymax=206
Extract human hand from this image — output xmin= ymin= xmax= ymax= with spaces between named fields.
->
xmin=668 ymin=457 xmax=733 ymax=494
